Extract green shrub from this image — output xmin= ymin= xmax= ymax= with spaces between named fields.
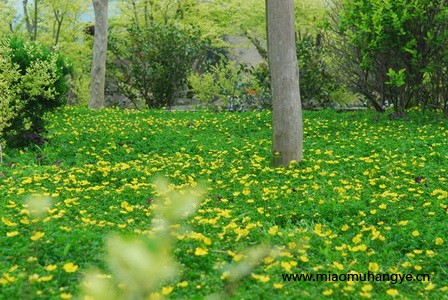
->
xmin=189 ymin=59 xmax=273 ymax=111
xmin=189 ymin=59 xmax=250 ymax=110
xmin=190 ymin=31 xmax=340 ymax=111
xmin=296 ymin=32 xmax=339 ymax=109
xmin=332 ymin=0 xmax=448 ymax=113
xmin=243 ymin=62 xmax=272 ymax=109
xmin=107 ymin=22 xmax=210 ymax=109
xmin=0 ymin=35 xmax=72 ymax=147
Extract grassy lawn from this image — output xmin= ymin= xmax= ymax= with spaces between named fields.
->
xmin=0 ymin=106 xmax=447 ymax=299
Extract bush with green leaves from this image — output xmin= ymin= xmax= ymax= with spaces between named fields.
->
xmin=107 ymin=22 xmax=210 ymax=109
xmin=332 ymin=0 xmax=448 ymax=113
xmin=188 ymin=59 xmax=262 ymax=111
xmin=295 ymin=32 xmax=341 ymax=109
xmin=0 ymin=35 xmax=72 ymax=147
xmin=189 ymin=31 xmax=342 ymax=111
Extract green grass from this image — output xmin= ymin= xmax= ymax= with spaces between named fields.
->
xmin=0 ymin=106 xmax=447 ymax=299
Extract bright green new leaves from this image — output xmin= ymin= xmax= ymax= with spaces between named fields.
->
xmin=0 ymin=36 xmax=71 ymax=147
xmin=0 ymin=54 xmax=23 ymax=146
xmin=386 ymin=68 xmax=406 ymax=87
xmin=336 ymin=0 xmax=448 ymax=113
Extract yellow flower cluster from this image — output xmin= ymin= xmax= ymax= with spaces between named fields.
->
xmin=0 ymin=107 xmax=446 ymax=298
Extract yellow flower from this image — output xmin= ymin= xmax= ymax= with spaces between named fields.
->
xmin=386 ymin=289 xmax=399 ymax=296
xmin=30 ymin=231 xmax=45 ymax=241
xmin=251 ymin=273 xmax=270 ymax=283
xmin=161 ymin=286 xmax=173 ymax=295
xmin=368 ymin=262 xmax=380 ymax=272
xmin=3 ymin=273 xmax=16 ymax=283
xmin=273 ymin=283 xmax=284 ymax=289
xmin=6 ymin=231 xmax=19 ymax=237
xmin=300 ymin=255 xmax=309 ymax=262
xmin=194 ymin=247 xmax=208 ymax=256
xmin=362 ymin=284 xmax=373 ymax=292
xmin=44 ymin=265 xmax=58 ymax=271
xmin=264 ymin=256 xmax=274 ymax=263
xmin=220 ymin=271 xmax=230 ymax=280
xmin=322 ymin=289 xmax=333 ymax=296
xmin=60 ymin=293 xmax=72 ymax=299
xmin=203 ymin=237 xmax=212 ymax=245
xmin=352 ymin=234 xmax=362 ymax=244
xmin=435 ymin=237 xmax=444 ymax=245
xmin=177 ymin=281 xmax=188 ymax=287
xmin=281 ymin=261 xmax=292 ymax=272
xmin=39 ymin=275 xmax=53 ymax=282
xmin=359 ymin=292 xmax=372 ymax=298
xmin=2 ymin=217 xmax=17 ymax=227
xmin=411 ymin=230 xmax=419 ymax=237
xmin=341 ymin=224 xmax=349 ymax=231
xmin=63 ymin=262 xmax=78 ymax=273
xmin=268 ymin=226 xmax=278 ymax=235
xmin=333 ymin=261 xmax=344 ymax=270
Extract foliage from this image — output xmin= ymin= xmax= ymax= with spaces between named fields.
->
xmin=295 ymin=31 xmax=339 ymax=109
xmin=80 ymin=178 xmax=202 ymax=299
xmin=8 ymin=0 xmax=91 ymax=104
xmin=189 ymin=0 xmax=327 ymax=45
xmin=188 ymin=59 xmax=263 ymax=111
xmin=0 ymin=0 xmax=16 ymax=33
xmin=243 ymin=62 xmax=272 ymax=109
xmin=0 ymin=106 xmax=447 ymax=298
xmin=0 ymin=35 xmax=72 ymax=147
xmin=332 ymin=0 xmax=448 ymax=113
xmin=188 ymin=34 xmax=346 ymax=111
xmin=80 ymin=178 xmax=271 ymax=299
xmin=107 ymin=21 xmax=210 ymax=109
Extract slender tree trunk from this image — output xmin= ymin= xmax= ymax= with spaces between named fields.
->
xmin=22 ymin=0 xmax=32 ymax=37
xmin=266 ymin=0 xmax=303 ymax=166
xmin=53 ymin=10 xmax=64 ymax=46
xmin=89 ymin=0 xmax=109 ymax=109
xmin=33 ymin=0 xmax=38 ymax=41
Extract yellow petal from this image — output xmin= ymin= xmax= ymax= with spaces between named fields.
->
xmin=63 ymin=262 xmax=78 ymax=273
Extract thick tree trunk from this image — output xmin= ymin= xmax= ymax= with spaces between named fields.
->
xmin=89 ymin=0 xmax=109 ymax=109
xmin=266 ymin=0 xmax=303 ymax=166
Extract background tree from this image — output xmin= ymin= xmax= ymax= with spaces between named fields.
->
xmin=89 ymin=0 xmax=109 ymax=109
xmin=266 ymin=0 xmax=303 ymax=166
xmin=107 ymin=22 xmax=208 ymax=109
xmin=330 ymin=0 xmax=448 ymax=113
xmin=0 ymin=0 xmax=17 ymax=33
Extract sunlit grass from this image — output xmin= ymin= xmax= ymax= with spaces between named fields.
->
xmin=0 ymin=106 xmax=447 ymax=299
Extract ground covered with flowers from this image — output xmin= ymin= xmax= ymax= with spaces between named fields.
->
xmin=0 ymin=106 xmax=447 ymax=299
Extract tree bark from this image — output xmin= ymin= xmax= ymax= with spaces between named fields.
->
xmin=89 ymin=0 xmax=109 ymax=109
xmin=22 ymin=0 xmax=33 ymax=37
xmin=266 ymin=0 xmax=303 ymax=166
xmin=33 ymin=0 xmax=38 ymax=41
xmin=53 ymin=10 xmax=64 ymax=46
